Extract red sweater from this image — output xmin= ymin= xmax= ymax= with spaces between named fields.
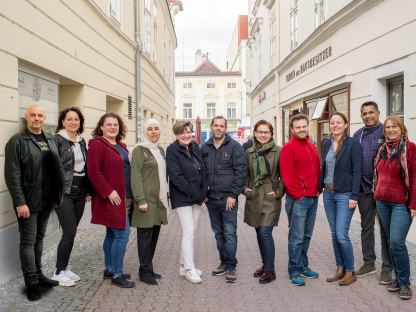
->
xmin=87 ymin=136 xmax=128 ymax=229
xmin=280 ymin=135 xmax=320 ymax=200
xmin=374 ymin=141 xmax=416 ymax=210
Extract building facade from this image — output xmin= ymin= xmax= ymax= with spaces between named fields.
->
xmin=175 ymin=52 xmax=242 ymax=142
xmin=226 ymin=15 xmax=251 ymax=133
xmin=248 ymin=0 xmax=280 ymax=142
xmin=0 ymin=0 xmax=178 ymax=284
xmin=278 ymin=0 xmax=416 ymax=152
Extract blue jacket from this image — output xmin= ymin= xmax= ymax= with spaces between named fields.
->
xmin=166 ymin=140 xmax=208 ymax=209
xmin=201 ymin=134 xmax=247 ymax=199
xmin=319 ymin=136 xmax=362 ymax=201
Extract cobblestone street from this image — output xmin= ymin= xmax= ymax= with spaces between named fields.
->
xmin=1 ymin=198 xmax=415 ymax=312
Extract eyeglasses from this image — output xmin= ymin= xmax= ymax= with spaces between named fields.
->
xmin=255 ymin=131 xmax=271 ymax=135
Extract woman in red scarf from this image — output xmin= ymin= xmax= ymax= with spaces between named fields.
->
xmin=374 ymin=116 xmax=416 ymax=300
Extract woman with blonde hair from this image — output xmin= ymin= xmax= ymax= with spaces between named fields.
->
xmin=374 ymin=116 xmax=416 ymax=300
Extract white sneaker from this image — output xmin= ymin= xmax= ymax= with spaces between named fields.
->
xmin=186 ymin=269 xmax=202 ymax=284
xmin=64 ymin=269 xmax=81 ymax=282
xmin=52 ymin=272 xmax=76 ymax=287
xmin=179 ymin=266 xmax=203 ymax=277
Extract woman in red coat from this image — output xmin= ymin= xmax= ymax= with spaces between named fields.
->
xmin=87 ymin=113 xmax=134 ymax=288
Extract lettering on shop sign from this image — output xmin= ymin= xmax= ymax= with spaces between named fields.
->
xmin=286 ymin=46 xmax=332 ymax=82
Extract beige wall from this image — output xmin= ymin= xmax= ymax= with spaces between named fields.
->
xmin=0 ymin=0 xmax=177 ymax=284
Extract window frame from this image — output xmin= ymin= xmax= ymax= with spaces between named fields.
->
xmin=183 ymin=103 xmax=192 ymax=119
xmin=387 ymin=75 xmax=404 ymax=117
xmin=227 ymin=102 xmax=236 ymax=119
xmin=206 ymin=102 xmax=216 ymax=119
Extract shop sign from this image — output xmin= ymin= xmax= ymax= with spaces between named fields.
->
xmin=286 ymin=46 xmax=332 ymax=82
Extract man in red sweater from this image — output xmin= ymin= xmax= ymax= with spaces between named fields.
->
xmin=280 ymin=114 xmax=320 ymax=286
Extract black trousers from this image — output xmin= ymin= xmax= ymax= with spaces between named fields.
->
xmin=17 ymin=208 xmax=51 ymax=286
xmin=54 ymin=187 xmax=86 ymax=271
xmin=358 ymin=192 xmax=393 ymax=271
xmin=137 ymin=225 xmax=161 ymax=277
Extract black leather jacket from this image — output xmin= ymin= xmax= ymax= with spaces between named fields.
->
xmin=55 ymin=134 xmax=91 ymax=195
xmin=4 ymin=130 xmax=64 ymax=212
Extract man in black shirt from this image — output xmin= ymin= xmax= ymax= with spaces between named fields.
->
xmin=5 ymin=104 xmax=64 ymax=300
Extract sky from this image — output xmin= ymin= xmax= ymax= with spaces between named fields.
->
xmin=174 ymin=0 xmax=248 ymax=72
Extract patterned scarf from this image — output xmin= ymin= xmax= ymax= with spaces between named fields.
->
xmin=252 ymin=139 xmax=275 ymax=186
xmin=374 ymin=137 xmax=410 ymax=202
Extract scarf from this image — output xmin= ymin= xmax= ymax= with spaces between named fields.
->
xmin=374 ymin=137 xmax=410 ymax=202
xmin=131 ymin=119 xmax=169 ymax=210
xmin=252 ymin=139 xmax=275 ymax=186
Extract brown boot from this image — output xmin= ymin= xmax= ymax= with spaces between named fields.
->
xmin=339 ymin=271 xmax=357 ymax=286
xmin=326 ymin=267 xmax=345 ymax=282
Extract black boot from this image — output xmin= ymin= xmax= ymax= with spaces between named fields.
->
xmin=39 ymin=273 xmax=59 ymax=288
xmin=26 ymin=284 xmax=41 ymax=301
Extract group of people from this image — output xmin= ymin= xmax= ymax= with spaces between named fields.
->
xmin=4 ymin=101 xmax=415 ymax=302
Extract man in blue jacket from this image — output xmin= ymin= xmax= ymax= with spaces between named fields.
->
xmin=201 ymin=116 xmax=247 ymax=283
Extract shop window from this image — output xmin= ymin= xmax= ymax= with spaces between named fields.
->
xmin=387 ymin=76 xmax=404 ymax=117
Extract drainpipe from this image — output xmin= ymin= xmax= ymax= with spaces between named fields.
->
xmin=134 ymin=0 xmax=142 ymax=143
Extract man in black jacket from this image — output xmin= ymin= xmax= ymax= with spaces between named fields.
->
xmin=201 ymin=116 xmax=247 ymax=283
xmin=5 ymin=104 xmax=64 ymax=301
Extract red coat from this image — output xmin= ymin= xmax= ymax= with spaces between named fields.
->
xmin=280 ymin=135 xmax=320 ymax=200
xmin=87 ymin=136 xmax=127 ymax=229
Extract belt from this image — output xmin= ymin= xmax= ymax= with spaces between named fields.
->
xmin=324 ymin=184 xmax=335 ymax=191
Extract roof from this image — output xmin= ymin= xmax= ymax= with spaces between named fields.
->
xmin=176 ymin=58 xmax=241 ymax=77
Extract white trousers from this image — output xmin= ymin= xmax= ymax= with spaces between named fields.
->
xmin=176 ymin=204 xmax=202 ymax=270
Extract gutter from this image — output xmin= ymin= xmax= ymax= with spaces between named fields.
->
xmin=134 ymin=0 xmax=143 ymax=142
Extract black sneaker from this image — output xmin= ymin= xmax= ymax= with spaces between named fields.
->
xmin=399 ymin=285 xmax=412 ymax=300
xmin=38 ymin=273 xmax=59 ymax=288
xmin=26 ymin=284 xmax=41 ymax=301
xmin=103 ymin=269 xmax=131 ymax=280
xmin=212 ymin=264 xmax=227 ymax=276
xmin=387 ymin=279 xmax=400 ymax=292
xmin=112 ymin=276 xmax=135 ymax=288
xmin=225 ymin=270 xmax=237 ymax=283
xmin=139 ymin=275 xmax=158 ymax=285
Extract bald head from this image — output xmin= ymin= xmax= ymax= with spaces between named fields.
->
xmin=25 ymin=103 xmax=46 ymax=134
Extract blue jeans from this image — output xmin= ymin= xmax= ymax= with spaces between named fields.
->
xmin=206 ymin=198 xmax=238 ymax=270
xmin=376 ymin=200 xmax=412 ymax=285
xmin=103 ymin=214 xmax=131 ymax=278
xmin=323 ymin=190 xmax=355 ymax=272
xmin=255 ymin=226 xmax=275 ymax=272
xmin=286 ymin=195 xmax=318 ymax=277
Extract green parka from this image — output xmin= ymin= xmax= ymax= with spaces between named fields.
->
xmin=243 ymin=144 xmax=285 ymax=227
xmin=130 ymin=145 xmax=168 ymax=228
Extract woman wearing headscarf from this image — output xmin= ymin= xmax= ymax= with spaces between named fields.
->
xmin=374 ymin=116 xmax=416 ymax=300
xmin=166 ymin=121 xmax=207 ymax=284
xmin=320 ymin=112 xmax=362 ymax=286
xmin=131 ymin=119 xmax=169 ymax=285
xmin=244 ymin=120 xmax=284 ymax=284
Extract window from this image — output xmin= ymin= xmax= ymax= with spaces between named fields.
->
xmin=183 ymin=82 xmax=192 ymax=88
xmin=207 ymin=103 xmax=216 ymax=119
xmin=387 ymin=76 xmax=404 ymax=117
xmin=290 ymin=0 xmax=298 ymax=51
xmin=227 ymin=82 xmax=237 ymax=88
xmin=270 ymin=17 xmax=276 ymax=69
xmin=144 ymin=0 xmax=157 ymax=59
xmin=110 ymin=0 xmax=121 ymax=24
xmin=183 ymin=103 xmax=192 ymax=119
xmin=314 ymin=0 xmax=325 ymax=28
xmin=258 ymin=33 xmax=262 ymax=79
xmin=227 ymin=102 xmax=236 ymax=119
xmin=207 ymin=82 xmax=215 ymax=88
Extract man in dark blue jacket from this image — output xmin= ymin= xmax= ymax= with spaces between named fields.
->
xmin=201 ymin=116 xmax=247 ymax=283
xmin=353 ymin=101 xmax=392 ymax=284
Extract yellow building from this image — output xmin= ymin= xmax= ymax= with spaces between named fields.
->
xmin=0 ymin=0 xmax=178 ymax=284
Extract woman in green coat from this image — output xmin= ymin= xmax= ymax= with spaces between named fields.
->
xmin=131 ymin=118 xmax=168 ymax=285
xmin=244 ymin=120 xmax=285 ymax=284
